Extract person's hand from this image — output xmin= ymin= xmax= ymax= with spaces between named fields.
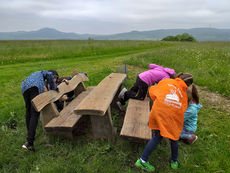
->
xmin=60 ymin=95 xmax=68 ymax=101
xmin=62 ymin=79 xmax=69 ymax=85
xmin=44 ymin=86 xmax=48 ymax=92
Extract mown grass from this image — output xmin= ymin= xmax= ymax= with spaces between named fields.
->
xmin=0 ymin=40 xmax=229 ymax=173
xmin=0 ymin=40 xmax=172 ymax=65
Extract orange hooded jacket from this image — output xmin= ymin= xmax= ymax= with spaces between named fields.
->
xmin=148 ymin=78 xmax=188 ymax=140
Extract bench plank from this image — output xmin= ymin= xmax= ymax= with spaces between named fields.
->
xmin=40 ymin=102 xmax=60 ymax=128
xmin=45 ymin=87 xmax=94 ymax=132
xmin=74 ymin=73 xmax=126 ymax=116
xmin=120 ymin=98 xmax=152 ymax=140
xmin=32 ymin=73 xmax=88 ymax=112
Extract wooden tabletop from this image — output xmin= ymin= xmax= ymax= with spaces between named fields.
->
xmin=74 ymin=73 xmax=127 ymax=116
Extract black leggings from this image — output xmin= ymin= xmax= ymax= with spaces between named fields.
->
xmin=23 ymin=87 xmax=40 ymax=144
xmin=121 ymin=76 xmax=148 ymax=105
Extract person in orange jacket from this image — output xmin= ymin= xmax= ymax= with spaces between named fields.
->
xmin=135 ymin=73 xmax=193 ymax=171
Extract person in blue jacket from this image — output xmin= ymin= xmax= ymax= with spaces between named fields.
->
xmin=21 ymin=70 xmax=58 ymax=152
xmin=180 ymin=84 xmax=202 ymax=144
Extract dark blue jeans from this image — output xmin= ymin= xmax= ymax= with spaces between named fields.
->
xmin=141 ymin=130 xmax=179 ymax=162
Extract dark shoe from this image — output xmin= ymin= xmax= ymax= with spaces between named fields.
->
xmin=22 ymin=142 xmax=35 ymax=152
xmin=184 ymin=134 xmax=198 ymax=145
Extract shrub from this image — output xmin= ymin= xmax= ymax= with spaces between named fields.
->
xmin=162 ymin=33 xmax=196 ymax=42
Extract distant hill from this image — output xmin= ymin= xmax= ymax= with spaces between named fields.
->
xmin=0 ymin=28 xmax=92 ymax=40
xmin=0 ymin=27 xmax=230 ymax=41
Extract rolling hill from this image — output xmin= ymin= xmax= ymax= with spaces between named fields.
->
xmin=0 ymin=27 xmax=230 ymax=41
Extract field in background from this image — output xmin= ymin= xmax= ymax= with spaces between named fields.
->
xmin=0 ymin=40 xmax=229 ymax=172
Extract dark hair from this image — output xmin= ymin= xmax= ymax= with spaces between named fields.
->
xmin=191 ymin=84 xmax=199 ymax=104
xmin=175 ymin=72 xmax=183 ymax=78
xmin=48 ymin=70 xmax=59 ymax=80
xmin=176 ymin=72 xmax=193 ymax=86
xmin=187 ymin=84 xmax=199 ymax=104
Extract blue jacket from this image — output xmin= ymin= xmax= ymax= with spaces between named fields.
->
xmin=183 ymin=104 xmax=202 ymax=133
xmin=21 ymin=70 xmax=56 ymax=94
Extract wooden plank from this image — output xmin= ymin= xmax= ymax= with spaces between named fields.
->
xmin=74 ymin=73 xmax=126 ymax=116
xmin=46 ymin=115 xmax=90 ymax=140
xmin=44 ymin=87 xmax=94 ymax=132
xmin=32 ymin=73 xmax=88 ymax=112
xmin=40 ymin=102 xmax=59 ymax=128
xmin=74 ymin=82 xmax=86 ymax=97
xmin=120 ymin=98 xmax=152 ymax=140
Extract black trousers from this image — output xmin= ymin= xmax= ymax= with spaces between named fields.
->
xmin=23 ymin=87 xmax=40 ymax=144
xmin=121 ymin=76 xmax=148 ymax=105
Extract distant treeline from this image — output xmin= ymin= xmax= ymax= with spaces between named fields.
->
xmin=162 ymin=33 xmax=196 ymax=42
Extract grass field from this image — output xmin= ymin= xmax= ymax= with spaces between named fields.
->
xmin=0 ymin=40 xmax=229 ymax=173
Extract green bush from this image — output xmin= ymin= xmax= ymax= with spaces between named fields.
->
xmin=162 ymin=33 xmax=196 ymax=42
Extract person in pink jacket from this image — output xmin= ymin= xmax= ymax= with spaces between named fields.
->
xmin=117 ymin=64 xmax=175 ymax=110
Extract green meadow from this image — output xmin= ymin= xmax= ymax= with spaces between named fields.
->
xmin=0 ymin=40 xmax=229 ymax=173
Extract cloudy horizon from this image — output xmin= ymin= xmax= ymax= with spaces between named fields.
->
xmin=0 ymin=0 xmax=230 ymax=34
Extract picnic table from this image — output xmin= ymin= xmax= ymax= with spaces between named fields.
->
xmin=75 ymin=73 xmax=127 ymax=141
xmin=32 ymin=72 xmax=126 ymax=141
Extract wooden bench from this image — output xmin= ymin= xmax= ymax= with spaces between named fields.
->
xmin=120 ymin=97 xmax=152 ymax=141
xmin=31 ymin=73 xmax=90 ymax=140
xmin=44 ymin=87 xmax=94 ymax=140
xmin=74 ymin=73 xmax=127 ymax=141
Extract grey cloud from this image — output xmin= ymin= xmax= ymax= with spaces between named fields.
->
xmin=0 ymin=0 xmax=230 ymax=34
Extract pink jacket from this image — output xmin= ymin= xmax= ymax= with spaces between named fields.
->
xmin=139 ymin=64 xmax=175 ymax=86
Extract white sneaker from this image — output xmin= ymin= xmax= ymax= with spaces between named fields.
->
xmin=118 ymin=88 xmax=127 ymax=100
xmin=116 ymin=101 xmax=124 ymax=111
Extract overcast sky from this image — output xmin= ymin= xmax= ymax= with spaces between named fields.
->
xmin=0 ymin=0 xmax=230 ymax=34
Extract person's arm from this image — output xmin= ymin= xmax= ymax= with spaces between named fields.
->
xmin=149 ymin=64 xmax=161 ymax=69
xmin=42 ymin=70 xmax=57 ymax=90
xmin=57 ymin=76 xmax=72 ymax=85
xmin=184 ymin=106 xmax=197 ymax=122
xmin=148 ymin=85 xmax=157 ymax=101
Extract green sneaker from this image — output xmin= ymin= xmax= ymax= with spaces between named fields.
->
xmin=171 ymin=161 xmax=179 ymax=169
xmin=135 ymin=159 xmax=155 ymax=172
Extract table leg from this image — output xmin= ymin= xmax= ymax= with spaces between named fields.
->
xmin=90 ymin=106 xmax=117 ymax=142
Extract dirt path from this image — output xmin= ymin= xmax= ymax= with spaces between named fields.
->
xmin=197 ymin=86 xmax=230 ymax=114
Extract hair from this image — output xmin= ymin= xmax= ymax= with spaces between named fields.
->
xmin=187 ymin=84 xmax=199 ymax=104
xmin=48 ymin=70 xmax=59 ymax=80
xmin=175 ymin=72 xmax=183 ymax=78
xmin=176 ymin=72 xmax=193 ymax=87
